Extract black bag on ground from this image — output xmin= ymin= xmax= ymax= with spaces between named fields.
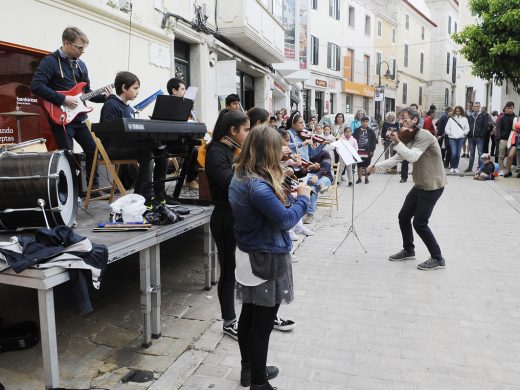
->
xmin=0 ymin=321 xmax=39 ymax=353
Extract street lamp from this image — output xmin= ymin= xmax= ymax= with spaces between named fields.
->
xmin=375 ymin=60 xmax=395 ymax=123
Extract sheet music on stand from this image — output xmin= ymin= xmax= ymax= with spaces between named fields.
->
xmin=184 ymin=87 xmax=198 ymax=101
xmin=331 ymin=138 xmax=367 ymax=254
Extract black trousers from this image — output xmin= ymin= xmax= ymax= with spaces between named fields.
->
xmin=238 ymin=303 xmax=280 ymax=386
xmin=398 ymin=186 xmax=444 ymax=260
xmin=50 ymin=121 xmax=99 ymax=186
xmin=105 ymin=143 xmax=154 ymax=199
xmin=210 ymin=206 xmax=236 ymax=321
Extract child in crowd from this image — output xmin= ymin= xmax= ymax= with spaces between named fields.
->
xmin=339 ymin=127 xmax=358 ymax=186
xmin=229 ymin=125 xmax=311 ymax=390
xmin=474 ymin=153 xmax=495 ymax=180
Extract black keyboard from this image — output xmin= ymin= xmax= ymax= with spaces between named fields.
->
xmin=92 ymin=118 xmax=206 ymax=142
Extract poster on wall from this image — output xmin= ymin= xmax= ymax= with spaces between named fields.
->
xmin=299 ymin=0 xmax=308 ymax=69
xmin=283 ymin=0 xmax=296 ymax=59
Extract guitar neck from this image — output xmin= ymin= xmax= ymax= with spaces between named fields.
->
xmin=81 ymin=83 xmax=114 ymax=102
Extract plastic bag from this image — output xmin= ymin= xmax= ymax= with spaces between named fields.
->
xmin=110 ymin=194 xmax=146 ymax=223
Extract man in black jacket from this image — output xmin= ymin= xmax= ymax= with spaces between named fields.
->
xmin=466 ymin=102 xmax=489 ymax=172
xmin=31 ymin=27 xmax=109 ymax=193
xmin=436 ymin=107 xmax=452 ymax=167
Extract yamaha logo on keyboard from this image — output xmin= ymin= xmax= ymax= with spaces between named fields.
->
xmin=128 ymin=123 xmax=145 ymax=131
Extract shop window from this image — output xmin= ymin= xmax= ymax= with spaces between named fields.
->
xmin=0 ymin=41 xmax=54 ymax=147
xmin=174 ymin=40 xmax=190 ymax=86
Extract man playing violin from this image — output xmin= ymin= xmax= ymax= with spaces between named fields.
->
xmin=367 ymin=107 xmax=447 ymax=271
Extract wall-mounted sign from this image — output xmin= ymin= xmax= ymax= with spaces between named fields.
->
xmin=342 ymin=80 xmax=375 ymax=97
xmin=315 ymin=79 xmax=328 ymax=88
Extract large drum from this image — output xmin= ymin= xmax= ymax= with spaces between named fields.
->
xmin=0 ymin=151 xmax=78 ymax=230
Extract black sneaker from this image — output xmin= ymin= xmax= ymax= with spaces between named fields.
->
xmin=157 ymin=194 xmax=180 ymax=206
xmin=364 ymin=177 xmax=369 ymax=184
xmin=504 ymin=171 xmax=512 ymax=177
xmin=400 ymin=178 xmax=407 ymax=183
xmin=388 ymin=249 xmax=416 ymax=261
xmin=241 ymin=363 xmax=279 ymax=387
xmin=223 ymin=321 xmax=238 ymax=340
xmin=355 ymin=178 xmax=362 ymax=184
xmin=273 ymin=316 xmax=295 ymax=331
xmin=348 ymin=182 xmax=353 ymax=186
xmin=464 ymin=168 xmax=472 ymax=173
xmin=417 ymin=257 xmax=445 ymax=270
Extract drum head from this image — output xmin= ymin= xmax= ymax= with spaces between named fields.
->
xmin=0 ymin=151 xmax=78 ymax=230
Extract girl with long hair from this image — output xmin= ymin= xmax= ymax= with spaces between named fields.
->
xmin=205 ymin=109 xmax=250 ymax=339
xmin=229 ymin=125 xmax=311 ymax=389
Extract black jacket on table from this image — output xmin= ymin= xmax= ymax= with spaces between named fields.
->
xmin=205 ymin=141 xmax=235 ymax=208
xmin=31 ymin=50 xmax=106 ymax=124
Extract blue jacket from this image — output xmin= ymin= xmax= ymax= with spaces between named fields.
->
xmin=229 ymin=176 xmax=309 ymax=254
xmin=100 ymin=94 xmax=135 ymax=122
xmin=31 ymin=50 xmax=105 ymax=124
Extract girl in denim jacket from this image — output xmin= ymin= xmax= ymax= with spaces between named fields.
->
xmin=229 ymin=126 xmax=311 ymax=390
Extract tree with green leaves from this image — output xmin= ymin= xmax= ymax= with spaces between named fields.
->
xmin=453 ymin=0 xmax=520 ymax=92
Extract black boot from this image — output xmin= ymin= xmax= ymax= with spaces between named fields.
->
xmin=250 ymin=382 xmax=276 ymax=390
xmin=240 ymin=362 xmax=279 ymax=387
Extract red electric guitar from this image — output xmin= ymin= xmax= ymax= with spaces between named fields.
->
xmin=42 ymin=82 xmax=114 ymax=125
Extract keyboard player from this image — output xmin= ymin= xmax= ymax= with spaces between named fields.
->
xmin=99 ymin=71 xmax=155 ymax=203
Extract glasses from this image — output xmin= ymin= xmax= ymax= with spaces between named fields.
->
xmin=69 ymin=42 xmax=88 ymax=51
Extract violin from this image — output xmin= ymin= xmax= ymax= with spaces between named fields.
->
xmin=298 ymin=130 xmax=327 ymax=144
xmin=281 ymin=152 xmax=312 ymax=168
xmin=223 ymin=135 xmax=242 ymax=157
xmin=282 ymin=174 xmax=317 ymax=196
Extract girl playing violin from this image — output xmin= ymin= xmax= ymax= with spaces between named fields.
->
xmin=229 ymin=125 xmax=311 ymax=390
xmin=205 ymin=109 xmax=249 ymax=340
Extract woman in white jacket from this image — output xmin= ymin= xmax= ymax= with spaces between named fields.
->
xmin=445 ymin=105 xmax=470 ymax=173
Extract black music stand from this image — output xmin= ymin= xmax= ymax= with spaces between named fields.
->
xmin=332 ymin=139 xmax=367 ymax=254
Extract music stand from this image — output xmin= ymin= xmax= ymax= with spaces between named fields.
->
xmin=0 ymin=106 xmax=40 ymax=143
xmin=331 ymin=139 xmax=367 ymax=254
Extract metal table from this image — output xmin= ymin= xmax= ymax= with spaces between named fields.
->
xmin=0 ymin=204 xmax=216 ymax=389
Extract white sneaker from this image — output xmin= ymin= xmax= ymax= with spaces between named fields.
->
xmin=449 ymin=168 xmax=455 ymax=173
xmin=454 ymin=168 xmax=460 ymax=174
xmin=499 ymin=170 xmax=505 ymax=176
xmin=294 ymin=226 xmax=314 ymax=236
xmin=288 ymin=229 xmax=299 ymax=241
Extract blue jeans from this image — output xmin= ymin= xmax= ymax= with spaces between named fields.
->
xmin=467 ymin=137 xmax=485 ymax=171
xmin=449 ymin=138 xmax=465 ymax=169
xmin=308 ymin=176 xmax=332 ymax=214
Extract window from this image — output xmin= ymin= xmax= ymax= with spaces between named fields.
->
xmin=365 ymin=15 xmax=371 ymax=35
xmin=364 ymin=55 xmax=370 ymax=84
xmin=392 ymin=58 xmax=396 ymax=76
xmin=174 ymin=40 xmax=191 ymax=86
xmin=348 ymin=6 xmax=355 ymax=27
xmin=236 ymin=71 xmax=255 ymax=110
xmin=311 ymin=0 xmax=317 ymax=10
xmin=421 ymin=26 xmax=425 ymax=40
xmin=346 ymin=94 xmax=353 ymax=113
xmin=392 ymin=28 xmax=396 ymax=44
xmin=444 ymin=88 xmax=449 ymax=106
xmin=446 ymin=52 xmax=450 ymax=74
xmin=448 ymin=15 xmax=452 ymax=34
xmin=376 ymin=52 xmax=382 ymax=76
xmin=346 ymin=48 xmax=354 ymax=80
xmin=329 ymin=0 xmax=340 ymax=20
xmin=404 ymin=43 xmax=409 ymax=68
xmin=363 ymin=97 xmax=369 ymax=113
xmin=419 ymin=86 xmax=423 ymax=105
xmin=327 ymin=43 xmax=340 ymax=71
xmin=420 ymin=51 xmax=424 ymax=74
xmin=310 ymin=35 xmax=319 ymax=65
xmin=452 ymin=56 xmax=457 ymax=84
xmin=405 ymin=14 xmax=409 ymax=29
xmin=454 ymin=22 xmax=458 ymax=34
xmin=377 ymin=19 xmax=382 ymax=37
xmin=402 ymin=82 xmax=408 ymax=104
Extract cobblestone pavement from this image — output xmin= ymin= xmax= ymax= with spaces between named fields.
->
xmin=179 ymin=168 xmax=520 ymax=390
xmin=1 ymin=163 xmax=520 ymax=390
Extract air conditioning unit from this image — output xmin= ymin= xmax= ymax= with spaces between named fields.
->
xmin=119 ymin=0 xmax=132 ymax=12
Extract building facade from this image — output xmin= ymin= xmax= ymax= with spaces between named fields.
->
xmin=425 ymin=0 xmax=459 ymax=111
xmin=394 ymin=0 xmax=436 ymax=112
xmin=0 ymin=0 xmax=295 ymax=144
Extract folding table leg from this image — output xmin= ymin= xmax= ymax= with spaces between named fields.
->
xmin=150 ymin=244 xmax=161 ymax=339
xmin=38 ymin=288 xmax=60 ymax=389
xmin=139 ymin=248 xmax=152 ymax=348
